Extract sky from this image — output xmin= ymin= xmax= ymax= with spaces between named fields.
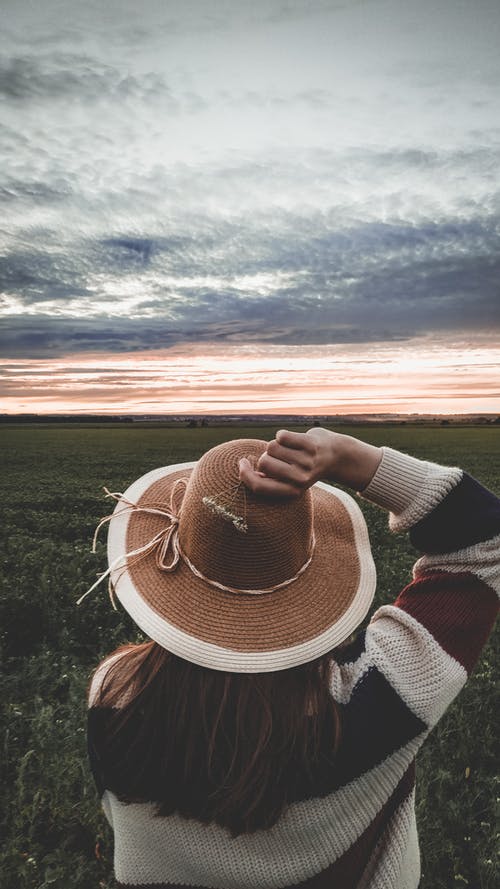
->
xmin=1 ymin=0 xmax=499 ymax=415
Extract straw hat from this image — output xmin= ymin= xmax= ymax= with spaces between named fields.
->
xmin=90 ymin=438 xmax=376 ymax=672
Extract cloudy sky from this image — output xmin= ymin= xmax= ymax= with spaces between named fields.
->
xmin=1 ymin=0 xmax=499 ymax=415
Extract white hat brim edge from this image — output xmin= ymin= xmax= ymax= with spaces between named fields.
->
xmin=107 ymin=463 xmax=376 ymax=672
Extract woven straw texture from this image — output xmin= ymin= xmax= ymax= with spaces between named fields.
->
xmin=124 ymin=439 xmax=361 ymax=653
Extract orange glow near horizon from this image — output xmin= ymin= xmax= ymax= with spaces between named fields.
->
xmin=1 ymin=337 xmax=499 ymax=416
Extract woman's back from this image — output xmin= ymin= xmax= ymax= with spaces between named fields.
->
xmin=86 ymin=432 xmax=499 ymax=888
xmin=88 ymin=643 xmax=341 ymax=835
xmin=87 ymin=616 xmax=434 ymax=889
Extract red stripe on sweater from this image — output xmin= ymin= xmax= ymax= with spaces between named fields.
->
xmin=395 ymin=571 xmax=498 ymax=674
xmin=116 ymin=763 xmax=416 ymax=889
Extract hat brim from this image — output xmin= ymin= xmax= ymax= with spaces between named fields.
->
xmin=107 ymin=463 xmax=376 ymax=672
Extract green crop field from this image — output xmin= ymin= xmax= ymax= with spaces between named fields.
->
xmin=1 ymin=423 xmax=498 ymax=889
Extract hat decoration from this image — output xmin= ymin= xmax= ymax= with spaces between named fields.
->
xmin=79 ymin=439 xmax=376 ymax=672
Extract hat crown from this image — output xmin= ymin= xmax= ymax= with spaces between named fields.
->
xmin=178 ymin=439 xmax=313 ymax=592
xmin=109 ymin=436 xmax=376 ymax=671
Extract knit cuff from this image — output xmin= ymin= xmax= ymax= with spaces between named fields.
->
xmin=360 ymin=447 xmax=463 ymax=532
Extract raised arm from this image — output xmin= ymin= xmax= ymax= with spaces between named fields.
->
xmin=241 ymin=429 xmax=499 ymax=727
xmin=361 ymin=445 xmax=499 ymax=725
xmin=239 ymin=427 xmax=383 ymax=494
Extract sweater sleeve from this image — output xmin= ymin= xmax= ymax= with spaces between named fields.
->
xmin=360 ymin=447 xmax=499 ymax=729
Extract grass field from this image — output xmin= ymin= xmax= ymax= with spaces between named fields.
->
xmin=0 ymin=423 xmax=498 ymax=889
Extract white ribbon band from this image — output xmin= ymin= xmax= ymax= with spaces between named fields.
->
xmin=77 ymin=486 xmax=315 ymax=605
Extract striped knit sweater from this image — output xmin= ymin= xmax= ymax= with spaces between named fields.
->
xmin=87 ymin=447 xmax=499 ymax=889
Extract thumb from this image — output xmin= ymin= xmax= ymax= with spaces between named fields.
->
xmin=239 ymin=457 xmax=266 ymax=483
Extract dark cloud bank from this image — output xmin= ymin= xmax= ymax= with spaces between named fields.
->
xmin=1 ymin=209 xmax=499 ymax=357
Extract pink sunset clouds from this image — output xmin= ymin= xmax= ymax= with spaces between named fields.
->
xmin=2 ymin=336 xmax=498 ymax=416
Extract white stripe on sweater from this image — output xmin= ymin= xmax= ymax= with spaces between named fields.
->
xmin=413 ymin=531 xmax=500 ymax=597
xmin=330 ymin=650 xmax=373 ymax=704
xmin=109 ymin=737 xmax=424 ymax=889
xmin=367 ymin=605 xmax=467 ymax=726
xmin=331 ymin=599 xmax=468 ymax=723
xmin=361 ymin=448 xmax=462 ymax=532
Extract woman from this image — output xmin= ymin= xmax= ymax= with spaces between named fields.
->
xmin=86 ymin=428 xmax=499 ymax=889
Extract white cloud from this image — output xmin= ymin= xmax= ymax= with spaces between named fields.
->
xmin=1 ymin=0 xmax=499 ymax=385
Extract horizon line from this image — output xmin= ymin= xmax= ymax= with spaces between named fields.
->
xmin=2 ymin=410 xmax=499 ymax=419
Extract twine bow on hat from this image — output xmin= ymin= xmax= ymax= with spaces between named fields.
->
xmin=76 ymin=478 xmax=188 ymax=608
xmin=76 ymin=440 xmax=376 ymax=672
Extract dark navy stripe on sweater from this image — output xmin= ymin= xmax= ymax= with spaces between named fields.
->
xmin=333 ymin=667 xmax=426 ymax=788
xmin=410 ymin=473 xmax=500 ymax=554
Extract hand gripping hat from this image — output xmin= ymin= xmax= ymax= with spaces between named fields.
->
xmin=83 ymin=438 xmax=376 ymax=672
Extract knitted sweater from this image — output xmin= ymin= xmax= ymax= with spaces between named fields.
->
xmin=87 ymin=447 xmax=500 ymax=889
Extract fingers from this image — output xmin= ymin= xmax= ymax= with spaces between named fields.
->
xmin=262 ymin=429 xmax=316 ymax=471
xmin=257 ymin=452 xmax=310 ymax=485
xmin=238 ymin=457 xmax=302 ymax=498
xmin=264 ymin=438 xmax=313 ymax=471
xmin=275 ymin=429 xmax=316 ymax=453
xmin=238 ymin=429 xmax=316 ymax=499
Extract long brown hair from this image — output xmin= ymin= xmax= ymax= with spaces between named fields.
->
xmin=90 ymin=641 xmax=342 ymax=836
